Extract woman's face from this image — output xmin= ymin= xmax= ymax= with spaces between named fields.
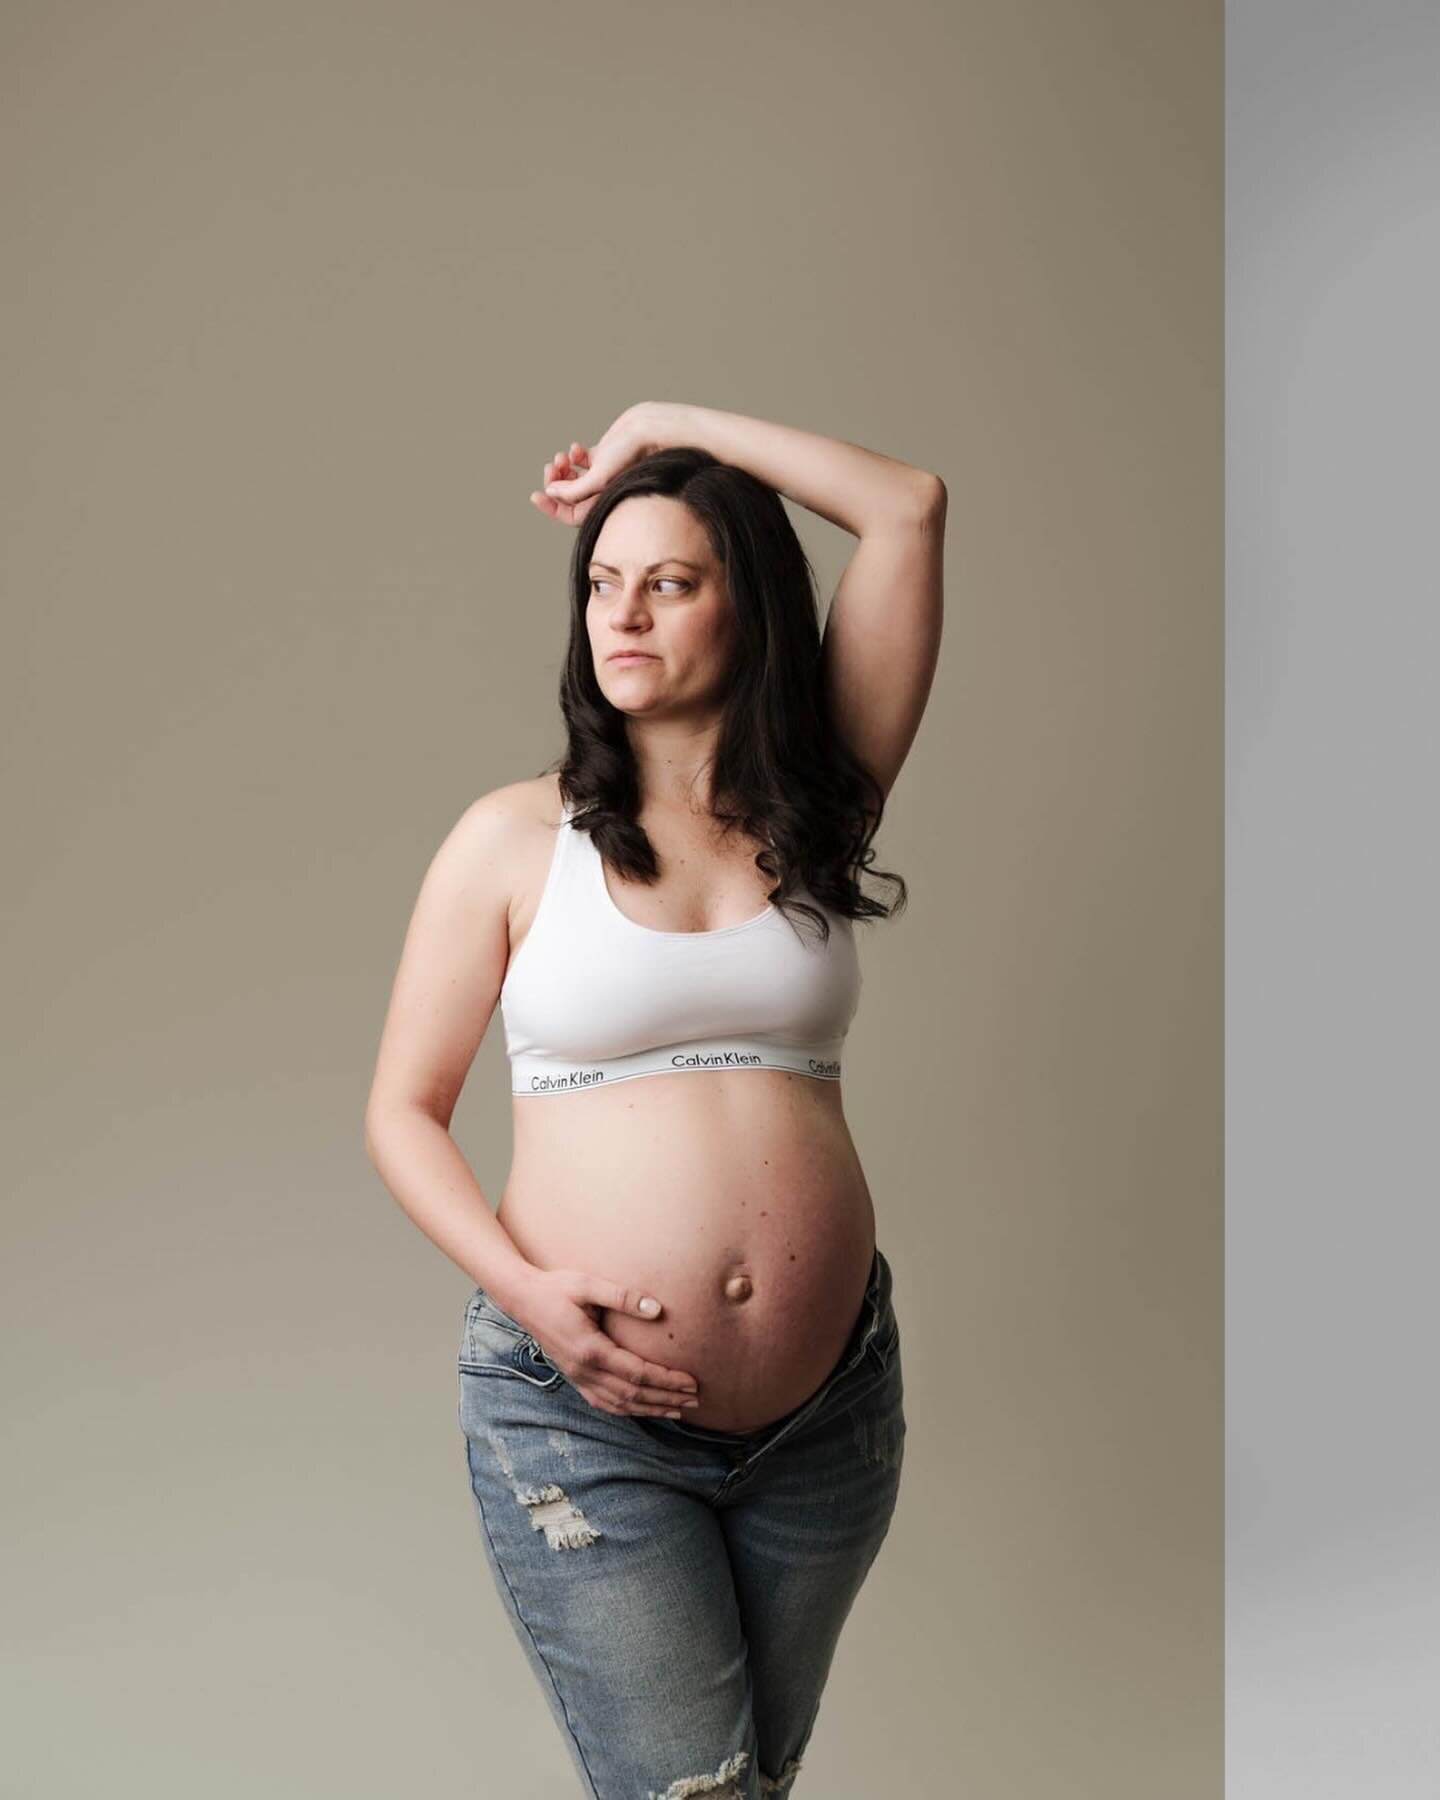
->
xmin=585 ymin=496 xmax=735 ymax=716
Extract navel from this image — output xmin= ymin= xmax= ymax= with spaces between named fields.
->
xmin=723 ymin=1270 xmax=754 ymax=1303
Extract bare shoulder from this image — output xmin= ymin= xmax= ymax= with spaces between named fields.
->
xmin=444 ymin=772 xmax=562 ymax=852
xmin=436 ymin=773 xmax=563 ymax=925
xmin=364 ymin=776 xmax=562 ymax=1128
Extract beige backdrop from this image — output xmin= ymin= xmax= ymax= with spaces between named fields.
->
xmin=3 ymin=3 xmax=1220 ymax=1795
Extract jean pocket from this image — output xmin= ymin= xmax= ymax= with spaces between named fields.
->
xmin=458 ymin=1290 xmax=563 ymax=1389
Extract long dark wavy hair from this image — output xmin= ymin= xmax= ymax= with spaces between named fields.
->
xmin=538 ymin=445 xmax=907 ymax=945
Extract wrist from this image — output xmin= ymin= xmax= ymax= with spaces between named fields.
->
xmin=629 ymin=400 xmax=695 ymax=455
xmin=481 ymin=1252 xmax=543 ymax=1319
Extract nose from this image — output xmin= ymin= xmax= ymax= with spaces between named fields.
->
xmin=611 ymin=581 xmax=651 ymax=619
xmin=609 ymin=598 xmax=657 ymax=642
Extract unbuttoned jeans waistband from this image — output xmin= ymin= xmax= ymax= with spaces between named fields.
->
xmin=644 ymin=1243 xmax=891 ymax=1450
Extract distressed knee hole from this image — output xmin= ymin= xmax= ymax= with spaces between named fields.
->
xmin=512 ymin=1480 xmax=601 ymax=1550
xmin=647 ymin=1748 xmax=750 ymax=1799
xmin=759 ymin=1755 xmax=804 ymax=1793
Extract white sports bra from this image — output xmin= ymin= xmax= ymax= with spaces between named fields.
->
xmin=500 ymin=800 xmax=862 ymax=1097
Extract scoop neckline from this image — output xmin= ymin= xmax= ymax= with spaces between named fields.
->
xmin=582 ymin=816 xmax=778 ymax=939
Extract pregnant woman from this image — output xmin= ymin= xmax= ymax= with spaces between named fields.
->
xmin=363 ymin=400 xmax=946 ymax=1799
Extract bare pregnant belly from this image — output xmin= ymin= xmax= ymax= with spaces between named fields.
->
xmin=496 ymin=1071 xmax=877 ymax=1432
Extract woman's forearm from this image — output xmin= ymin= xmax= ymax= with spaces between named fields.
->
xmin=639 ymin=401 xmax=942 ymax=538
xmin=364 ymin=1107 xmax=538 ymax=1315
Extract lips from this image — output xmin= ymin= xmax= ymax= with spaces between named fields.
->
xmin=608 ymin=652 xmax=658 ymax=662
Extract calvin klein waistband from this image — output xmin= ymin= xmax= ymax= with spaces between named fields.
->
xmin=508 ymin=1037 xmax=845 ymax=1097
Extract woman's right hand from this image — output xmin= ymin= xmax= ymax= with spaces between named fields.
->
xmin=511 ymin=1265 xmax=702 ymax=1419
xmin=528 ymin=404 xmax=667 ymax=529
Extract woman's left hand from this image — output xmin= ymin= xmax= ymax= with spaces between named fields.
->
xmin=528 ymin=405 xmax=665 ymax=528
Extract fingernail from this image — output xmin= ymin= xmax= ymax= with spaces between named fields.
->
xmin=639 ymin=1296 xmax=660 ymax=1315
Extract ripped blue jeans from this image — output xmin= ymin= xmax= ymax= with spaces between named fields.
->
xmin=455 ymin=1244 xmax=905 ymax=1799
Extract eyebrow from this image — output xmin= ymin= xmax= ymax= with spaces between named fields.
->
xmin=587 ymin=559 xmax=705 ymax=575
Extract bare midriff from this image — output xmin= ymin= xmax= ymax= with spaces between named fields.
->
xmin=496 ymin=1074 xmax=876 ymax=1433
